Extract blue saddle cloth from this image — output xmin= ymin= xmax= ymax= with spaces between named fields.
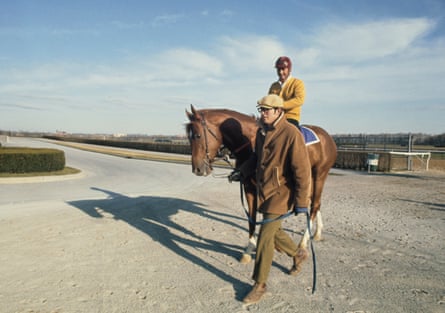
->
xmin=301 ymin=126 xmax=320 ymax=146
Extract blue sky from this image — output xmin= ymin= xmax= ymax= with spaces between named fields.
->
xmin=1 ymin=0 xmax=444 ymax=135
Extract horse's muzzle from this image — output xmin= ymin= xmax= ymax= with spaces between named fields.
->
xmin=193 ymin=163 xmax=212 ymax=176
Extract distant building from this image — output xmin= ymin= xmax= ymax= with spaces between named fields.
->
xmin=113 ymin=133 xmax=127 ymax=138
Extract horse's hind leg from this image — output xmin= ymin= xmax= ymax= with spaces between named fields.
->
xmin=310 ymin=169 xmax=330 ymax=241
xmin=292 ymin=219 xmax=311 ymax=275
xmin=294 ymin=169 xmax=328 ymax=272
xmin=299 ymin=211 xmax=323 ymax=243
xmin=313 ymin=211 xmax=323 ymax=241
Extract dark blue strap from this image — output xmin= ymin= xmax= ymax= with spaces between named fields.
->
xmin=248 ymin=207 xmax=308 ymax=225
xmin=294 ymin=207 xmax=308 ymax=215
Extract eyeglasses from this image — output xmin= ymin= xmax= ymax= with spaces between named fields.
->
xmin=257 ymin=107 xmax=275 ymax=113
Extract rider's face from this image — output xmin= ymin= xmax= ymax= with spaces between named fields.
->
xmin=277 ymin=67 xmax=290 ymax=83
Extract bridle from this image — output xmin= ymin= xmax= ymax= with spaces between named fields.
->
xmin=190 ymin=111 xmax=253 ymax=174
xmin=197 ymin=112 xmax=222 ymax=169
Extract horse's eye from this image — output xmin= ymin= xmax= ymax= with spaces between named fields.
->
xmin=189 ymin=129 xmax=201 ymax=140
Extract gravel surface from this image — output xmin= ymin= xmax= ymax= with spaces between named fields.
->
xmin=0 ymin=138 xmax=444 ymax=313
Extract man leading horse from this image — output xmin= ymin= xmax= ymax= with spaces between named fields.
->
xmin=238 ymin=94 xmax=312 ymax=305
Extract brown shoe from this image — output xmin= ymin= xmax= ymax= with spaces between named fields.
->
xmin=289 ymin=248 xmax=309 ymax=276
xmin=242 ymin=283 xmax=267 ymax=305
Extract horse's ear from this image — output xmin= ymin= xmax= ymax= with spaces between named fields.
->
xmin=186 ymin=108 xmax=193 ymax=121
xmin=191 ymin=104 xmax=198 ymax=115
xmin=190 ymin=104 xmax=202 ymax=121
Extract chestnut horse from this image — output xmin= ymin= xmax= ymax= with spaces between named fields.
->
xmin=186 ymin=105 xmax=337 ymax=265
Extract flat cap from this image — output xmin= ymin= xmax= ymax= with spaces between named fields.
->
xmin=257 ymin=94 xmax=283 ymax=108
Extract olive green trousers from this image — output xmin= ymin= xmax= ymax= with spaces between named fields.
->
xmin=252 ymin=214 xmax=299 ymax=283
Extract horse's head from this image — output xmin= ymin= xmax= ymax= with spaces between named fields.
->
xmin=185 ymin=105 xmax=222 ymax=176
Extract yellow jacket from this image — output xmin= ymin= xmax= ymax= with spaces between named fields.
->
xmin=269 ymin=76 xmax=305 ymax=122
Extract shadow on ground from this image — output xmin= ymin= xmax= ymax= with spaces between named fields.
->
xmin=67 ymin=187 xmax=251 ymax=300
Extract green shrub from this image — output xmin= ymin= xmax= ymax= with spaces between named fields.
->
xmin=0 ymin=147 xmax=65 ymax=173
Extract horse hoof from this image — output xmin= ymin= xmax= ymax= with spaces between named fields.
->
xmin=289 ymin=264 xmax=303 ymax=276
xmin=240 ymin=254 xmax=252 ymax=264
xmin=289 ymin=248 xmax=309 ymax=275
xmin=313 ymin=234 xmax=322 ymax=241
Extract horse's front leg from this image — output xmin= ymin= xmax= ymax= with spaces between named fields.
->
xmin=241 ymin=233 xmax=256 ymax=264
xmin=240 ymin=184 xmax=257 ymax=264
xmin=293 ymin=210 xmax=323 ymax=272
xmin=292 ymin=172 xmax=327 ymax=271
xmin=292 ymin=211 xmax=318 ymax=275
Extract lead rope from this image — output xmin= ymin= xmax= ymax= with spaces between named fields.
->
xmin=295 ymin=207 xmax=317 ymax=294
xmin=239 ymin=181 xmax=317 ymax=294
xmin=210 ymin=154 xmax=235 ymax=178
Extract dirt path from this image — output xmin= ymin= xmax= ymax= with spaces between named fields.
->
xmin=0 ymin=140 xmax=444 ymax=313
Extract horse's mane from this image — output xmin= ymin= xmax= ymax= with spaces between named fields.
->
xmin=198 ymin=108 xmax=257 ymax=123
xmin=185 ymin=107 xmax=259 ymax=145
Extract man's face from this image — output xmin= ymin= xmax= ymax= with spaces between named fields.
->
xmin=277 ymin=66 xmax=290 ymax=83
xmin=259 ymin=107 xmax=281 ymax=125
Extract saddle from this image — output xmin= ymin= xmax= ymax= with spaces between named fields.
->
xmin=300 ymin=126 xmax=320 ymax=146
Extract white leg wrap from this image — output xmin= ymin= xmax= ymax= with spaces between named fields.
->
xmin=314 ymin=211 xmax=323 ymax=241
xmin=245 ymin=236 xmax=257 ymax=254
xmin=300 ymin=229 xmax=309 ymax=249
xmin=299 ymin=218 xmax=313 ymax=249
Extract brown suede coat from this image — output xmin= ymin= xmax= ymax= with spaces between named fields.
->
xmin=240 ymin=113 xmax=312 ymax=214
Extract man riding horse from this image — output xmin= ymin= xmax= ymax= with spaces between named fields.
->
xmin=269 ymin=56 xmax=305 ymax=130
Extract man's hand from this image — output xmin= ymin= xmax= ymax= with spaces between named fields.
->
xmin=228 ymin=170 xmax=241 ymax=182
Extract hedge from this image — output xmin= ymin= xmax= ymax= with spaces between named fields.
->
xmin=43 ymin=136 xmax=192 ymax=155
xmin=0 ymin=147 xmax=65 ymax=173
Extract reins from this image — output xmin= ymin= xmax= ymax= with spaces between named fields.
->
xmin=199 ymin=112 xmax=220 ymax=169
xmin=198 ymin=112 xmax=249 ymax=178
xmin=209 ymin=154 xmax=235 ymax=178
